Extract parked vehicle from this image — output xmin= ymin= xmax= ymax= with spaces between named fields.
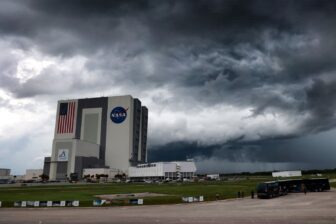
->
xmin=304 ymin=178 xmax=330 ymax=192
xmin=257 ymin=178 xmax=330 ymax=199
xmin=256 ymin=181 xmax=280 ymax=198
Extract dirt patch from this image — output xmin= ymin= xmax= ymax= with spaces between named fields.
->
xmin=95 ymin=192 xmax=167 ymax=200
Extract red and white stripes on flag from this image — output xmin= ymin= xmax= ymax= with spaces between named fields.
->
xmin=57 ymin=101 xmax=76 ymax=134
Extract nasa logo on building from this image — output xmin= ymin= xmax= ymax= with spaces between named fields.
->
xmin=57 ymin=149 xmax=69 ymax=161
xmin=110 ymin=107 xmax=127 ymax=124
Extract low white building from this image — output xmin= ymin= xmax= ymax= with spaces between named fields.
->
xmin=207 ymin=174 xmax=220 ymax=180
xmin=25 ymin=169 xmax=43 ymax=180
xmin=128 ymin=161 xmax=197 ymax=180
xmin=272 ymin=170 xmax=302 ymax=178
xmin=83 ymin=168 xmax=123 ymax=179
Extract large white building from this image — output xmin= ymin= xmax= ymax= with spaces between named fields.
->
xmin=272 ymin=170 xmax=302 ymax=178
xmin=44 ymin=95 xmax=148 ymax=180
xmin=128 ymin=161 xmax=197 ymax=180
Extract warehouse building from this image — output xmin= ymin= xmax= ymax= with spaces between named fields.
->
xmin=44 ymin=95 xmax=148 ymax=180
xmin=0 ymin=168 xmax=10 ymax=176
xmin=128 ymin=161 xmax=197 ymax=180
xmin=0 ymin=168 xmax=11 ymax=184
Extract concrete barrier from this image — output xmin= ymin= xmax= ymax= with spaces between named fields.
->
xmin=12 ymin=200 xmax=80 ymax=207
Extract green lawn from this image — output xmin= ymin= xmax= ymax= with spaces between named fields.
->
xmin=0 ymin=180 xmax=260 ymax=207
xmin=1 ymin=175 xmax=334 ymax=207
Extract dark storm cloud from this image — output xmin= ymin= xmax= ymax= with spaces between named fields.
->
xmin=150 ymin=129 xmax=336 ymax=172
xmin=148 ymin=141 xmax=217 ymax=162
xmin=1 ymin=0 xmax=336 ymax=172
xmin=0 ymin=0 xmax=332 ymax=107
xmin=303 ymin=79 xmax=336 ymax=132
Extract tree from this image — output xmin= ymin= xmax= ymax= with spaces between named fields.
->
xmin=95 ymin=174 xmax=101 ymax=180
xmin=69 ymin=173 xmax=78 ymax=182
xmin=39 ymin=173 xmax=49 ymax=181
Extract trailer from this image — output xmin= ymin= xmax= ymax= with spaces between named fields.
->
xmin=257 ymin=178 xmax=330 ymax=199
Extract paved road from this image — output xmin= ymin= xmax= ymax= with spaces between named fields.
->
xmin=1 ymin=190 xmax=336 ymax=224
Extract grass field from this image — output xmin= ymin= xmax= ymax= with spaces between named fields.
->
xmin=0 ymin=175 xmax=335 ymax=207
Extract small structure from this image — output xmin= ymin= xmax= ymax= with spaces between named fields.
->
xmin=128 ymin=161 xmax=197 ymax=180
xmin=272 ymin=170 xmax=302 ymax=178
xmin=25 ymin=169 xmax=43 ymax=180
xmin=206 ymin=174 xmax=220 ymax=180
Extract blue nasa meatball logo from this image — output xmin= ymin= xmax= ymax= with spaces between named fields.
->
xmin=110 ymin=107 xmax=127 ymax=124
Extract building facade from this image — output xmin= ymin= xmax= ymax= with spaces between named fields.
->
xmin=25 ymin=169 xmax=43 ymax=180
xmin=0 ymin=168 xmax=10 ymax=176
xmin=82 ymin=168 xmax=123 ymax=180
xmin=128 ymin=161 xmax=197 ymax=180
xmin=0 ymin=168 xmax=11 ymax=184
xmin=45 ymin=95 xmax=148 ymax=180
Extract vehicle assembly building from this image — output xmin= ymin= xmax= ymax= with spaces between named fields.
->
xmin=43 ymin=95 xmax=148 ymax=180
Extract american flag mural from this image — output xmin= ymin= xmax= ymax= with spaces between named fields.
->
xmin=57 ymin=101 xmax=76 ymax=134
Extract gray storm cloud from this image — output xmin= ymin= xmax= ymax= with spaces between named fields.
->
xmin=0 ymin=0 xmax=336 ymax=173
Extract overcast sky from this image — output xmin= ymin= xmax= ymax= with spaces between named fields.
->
xmin=1 ymin=0 xmax=336 ymax=174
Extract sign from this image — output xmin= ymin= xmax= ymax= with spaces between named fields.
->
xmin=93 ymin=199 xmax=106 ymax=206
xmin=39 ymin=201 xmax=47 ymax=207
xmin=182 ymin=196 xmax=203 ymax=203
xmin=52 ymin=201 xmax=61 ymax=207
xmin=129 ymin=199 xmax=138 ymax=205
xmin=26 ymin=201 xmax=35 ymax=207
xmin=110 ymin=107 xmax=127 ymax=124
xmin=58 ymin=149 xmax=69 ymax=161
